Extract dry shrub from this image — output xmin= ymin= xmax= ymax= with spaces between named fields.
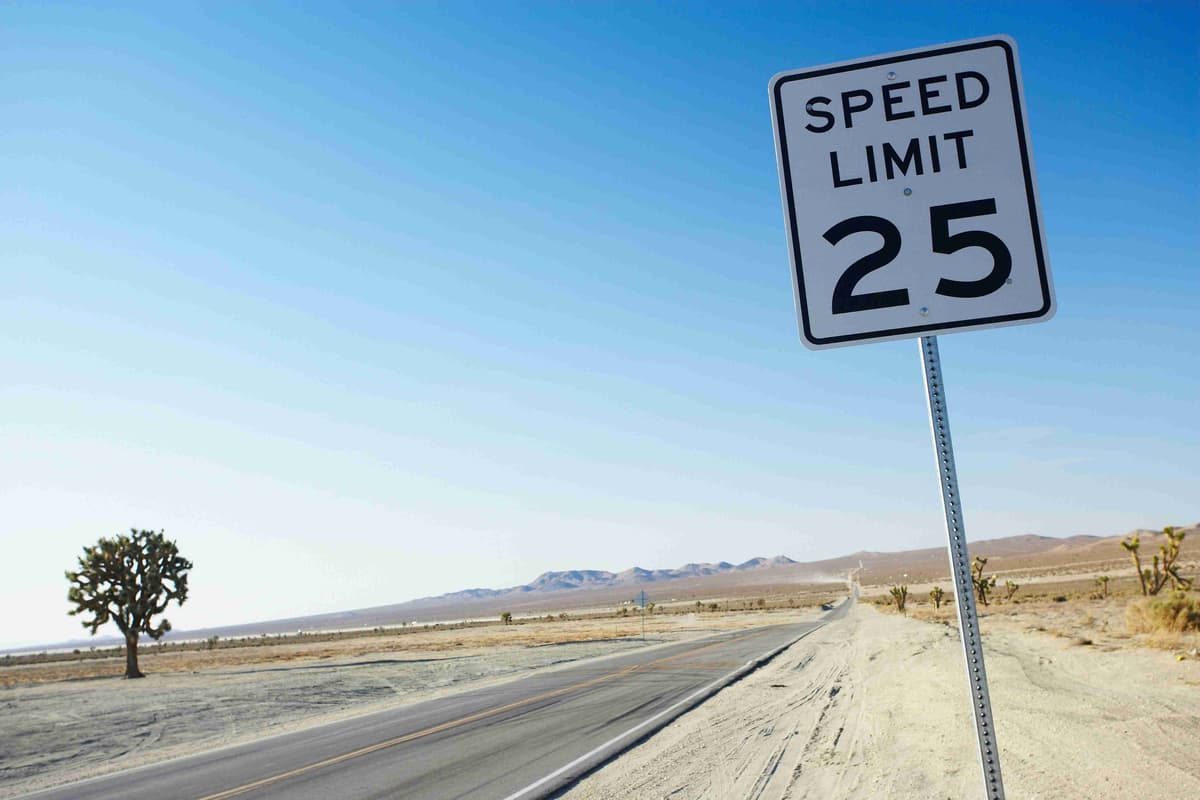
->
xmin=1125 ymin=593 xmax=1200 ymax=634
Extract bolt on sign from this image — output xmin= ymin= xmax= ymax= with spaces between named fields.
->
xmin=768 ymin=37 xmax=1057 ymax=800
xmin=769 ymin=35 xmax=1054 ymax=350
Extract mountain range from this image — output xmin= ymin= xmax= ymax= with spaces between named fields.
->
xmin=16 ymin=525 xmax=1193 ymax=654
xmin=420 ymin=555 xmax=799 ymax=605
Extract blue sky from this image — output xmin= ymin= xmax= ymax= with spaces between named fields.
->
xmin=1 ymin=2 xmax=1196 ymax=647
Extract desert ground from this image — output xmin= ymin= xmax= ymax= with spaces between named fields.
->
xmin=0 ymin=606 xmax=827 ymax=798
xmin=3 ymin=529 xmax=1197 ymax=799
xmin=563 ymin=599 xmax=1200 ymax=800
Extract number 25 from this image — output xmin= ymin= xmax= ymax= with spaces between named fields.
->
xmin=826 ymin=199 xmax=1012 ymax=315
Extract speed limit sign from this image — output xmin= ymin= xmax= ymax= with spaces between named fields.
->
xmin=769 ymin=36 xmax=1054 ymax=349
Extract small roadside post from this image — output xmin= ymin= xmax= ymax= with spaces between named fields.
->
xmin=637 ymin=590 xmax=648 ymax=640
xmin=768 ymin=36 xmax=1054 ymax=800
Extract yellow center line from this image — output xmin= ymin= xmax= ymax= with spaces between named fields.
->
xmin=195 ymin=632 xmax=754 ymax=800
xmin=639 ymin=660 xmax=744 ymax=671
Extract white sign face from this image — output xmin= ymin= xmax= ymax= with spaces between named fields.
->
xmin=770 ymin=36 xmax=1054 ymax=350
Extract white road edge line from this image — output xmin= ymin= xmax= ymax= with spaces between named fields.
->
xmin=499 ymin=622 xmax=828 ymax=800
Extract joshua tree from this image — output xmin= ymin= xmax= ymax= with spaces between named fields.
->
xmin=65 ymin=529 xmax=192 ymax=679
xmin=1094 ymin=575 xmax=1110 ymax=599
xmin=1122 ymin=527 xmax=1192 ymax=596
xmin=889 ymin=585 xmax=908 ymax=614
xmin=499 ymin=612 xmax=513 ymax=625
xmin=1003 ymin=580 xmax=1020 ymax=603
xmin=972 ymin=557 xmax=997 ymax=607
xmin=930 ymin=586 xmax=946 ymax=609
xmin=1155 ymin=527 xmax=1191 ymax=593
xmin=1121 ymin=535 xmax=1147 ymax=595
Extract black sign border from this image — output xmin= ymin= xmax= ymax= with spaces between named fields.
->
xmin=772 ymin=38 xmax=1053 ymax=348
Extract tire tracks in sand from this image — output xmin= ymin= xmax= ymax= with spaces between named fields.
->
xmin=565 ymin=612 xmax=876 ymax=800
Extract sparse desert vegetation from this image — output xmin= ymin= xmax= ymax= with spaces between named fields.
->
xmin=563 ymin=524 xmax=1199 ymax=800
xmin=6 ymin=523 xmax=1196 ymax=799
xmin=0 ymin=603 xmax=828 ymax=798
xmin=882 ymin=523 xmax=1198 ymax=658
xmin=2 ymin=591 xmax=840 ymax=686
xmin=1126 ymin=593 xmax=1200 ymax=635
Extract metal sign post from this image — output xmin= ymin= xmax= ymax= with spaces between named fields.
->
xmin=919 ymin=335 xmax=1004 ymax=800
xmin=768 ymin=36 xmax=1055 ymax=798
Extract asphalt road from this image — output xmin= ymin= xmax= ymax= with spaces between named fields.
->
xmin=26 ymin=602 xmax=849 ymax=800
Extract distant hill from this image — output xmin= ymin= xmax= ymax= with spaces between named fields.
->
xmin=162 ymin=524 xmax=1193 ymax=642
xmin=404 ymin=555 xmax=799 ymax=609
xmin=259 ymin=526 xmax=1194 ymax=633
xmin=12 ymin=525 xmax=1193 ymax=655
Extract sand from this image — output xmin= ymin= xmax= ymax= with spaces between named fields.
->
xmin=562 ymin=602 xmax=1200 ymax=800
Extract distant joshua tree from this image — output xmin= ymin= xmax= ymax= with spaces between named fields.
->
xmin=889 ymin=585 xmax=908 ymax=614
xmin=1122 ymin=527 xmax=1192 ymax=596
xmin=1121 ymin=535 xmax=1146 ymax=594
xmin=1094 ymin=575 xmax=1110 ymax=599
xmin=499 ymin=612 xmax=513 ymax=625
xmin=65 ymin=529 xmax=192 ymax=679
xmin=1003 ymin=580 xmax=1020 ymax=603
xmin=972 ymin=557 xmax=997 ymax=607
xmin=929 ymin=586 xmax=946 ymax=609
